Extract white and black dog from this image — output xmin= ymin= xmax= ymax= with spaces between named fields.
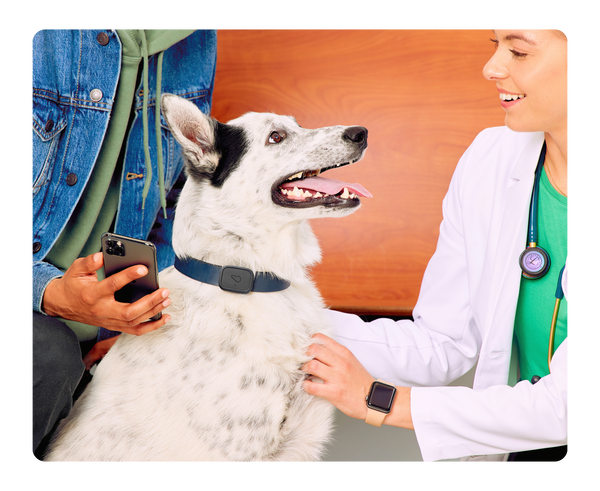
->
xmin=45 ymin=94 xmax=370 ymax=461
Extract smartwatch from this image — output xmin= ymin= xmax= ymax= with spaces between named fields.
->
xmin=365 ymin=379 xmax=397 ymax=427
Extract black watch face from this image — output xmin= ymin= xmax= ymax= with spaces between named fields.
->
xmin=367 ymin=382 xmax=396 ymax=412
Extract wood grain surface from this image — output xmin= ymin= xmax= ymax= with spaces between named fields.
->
xmin=211 ymin=30 xmax=506 ymax=315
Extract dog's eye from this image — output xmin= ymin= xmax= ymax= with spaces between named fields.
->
xmin=269 ymin=131 xmax=283 ymax=144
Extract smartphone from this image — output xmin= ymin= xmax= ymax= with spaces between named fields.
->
xmin=101 ymin=232 xmax=161 ymax=321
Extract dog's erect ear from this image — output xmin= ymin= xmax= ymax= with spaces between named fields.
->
xmin=161 ymin=94 xmax=219 ymax=176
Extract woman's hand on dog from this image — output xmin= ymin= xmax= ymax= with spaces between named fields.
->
xmin=302 ymin=333 xmax=375 ymax=420
xmin=42 ymin=252 xmax=171 ymax=335
xmin=302 ymin=333 xmax=414 ymax=429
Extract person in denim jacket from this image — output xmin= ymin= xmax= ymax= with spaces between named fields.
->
xmin=32 ymin=30 xmax=217 ymax=458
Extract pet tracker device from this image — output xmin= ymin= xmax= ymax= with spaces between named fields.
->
xmin=219 ymin=266 xmax=254 ymax=294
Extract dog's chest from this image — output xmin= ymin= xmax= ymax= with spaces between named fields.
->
xmin=103 ymin=288 xmax=326 ymax=460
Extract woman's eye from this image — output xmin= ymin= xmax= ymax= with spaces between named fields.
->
xmin=269 ymin=131 xmax=283 ymax=144
xmin=509 ymin=49 xmax=527 ymax=59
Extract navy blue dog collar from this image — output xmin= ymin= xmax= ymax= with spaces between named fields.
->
xmin=174 ymin=256 xmax=291 ymax=294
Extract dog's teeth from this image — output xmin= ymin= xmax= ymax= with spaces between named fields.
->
xmin=303 ymin=190 xmax=313 ymax=198
xmin=289 ymin=169 xmax=321 ymax=181
xmin=340 ymin=187 xmax=350 ymax=199
xmin=349 ymin=160 xmax=354 ymax=165
xmin=350 ymin=193 xmax=356 ymax=199
xmin=314 ymin=192 xmax=323 ymax=198
xmin=281 ymin=189 xmax=288 ymax=195
xmin=292 ymin=186 xmax=303 ymax=197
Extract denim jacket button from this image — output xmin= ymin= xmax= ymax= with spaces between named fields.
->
xmin=96 ymin=32 xmax=109 ymax=46
xmin=33 ymin=242 xmax=42 ymax=254
xmin=90 ymin=89 xmax=103 ymax=102
xmin=66 ymin=173 xmax=78 ymax=186
xmin=44 ymin=119 xmax=54 ymax=132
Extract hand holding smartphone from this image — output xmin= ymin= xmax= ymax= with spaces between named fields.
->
xmin=101 ymin=233 xmax=162 ymax=321
xmin=43 ymin=235 xmax=170 ymax=333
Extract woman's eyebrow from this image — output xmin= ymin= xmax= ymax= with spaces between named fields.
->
xmin=502 ymin=32 xmax=538 ymax=45
xmin=504 ymin=34 xmax=537 ymax=46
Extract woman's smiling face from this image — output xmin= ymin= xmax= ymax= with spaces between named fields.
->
xmin=483 ymin=30 xmax=567 ymax=135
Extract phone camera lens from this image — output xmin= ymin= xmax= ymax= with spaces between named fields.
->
xmin=106 ymin=247 xmax=114 ymax=255
xmin=106 ymin=240 xmax=114 ymax=247
xmin=114 ymin=242 xmax=125 ymax=256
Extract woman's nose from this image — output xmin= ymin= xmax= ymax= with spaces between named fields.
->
xmin=482 ymin=51 xmax=507 ymax=81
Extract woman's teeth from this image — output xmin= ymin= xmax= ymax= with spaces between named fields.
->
xmin=500 ymin=93 xmax=525 ymax=101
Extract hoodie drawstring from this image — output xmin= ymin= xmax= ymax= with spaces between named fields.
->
xmin=140 ymin=32 xmax=168 ymax=219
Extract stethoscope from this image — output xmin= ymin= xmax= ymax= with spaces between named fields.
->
xmin=518 ymin=142 xmax=565 ymax=384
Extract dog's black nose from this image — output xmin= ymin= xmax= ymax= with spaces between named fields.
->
xmin=343 ymin=126 xmax=368 ymax=147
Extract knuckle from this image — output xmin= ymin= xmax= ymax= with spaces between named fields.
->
xmin=71 ymin=257 xmax=83 ymax=269
xmin=340 ymin=345 xmax=351 ymax=357
xmin=106 ymin=276 xmax=121 ymax=291
xmin=309 ymin=343 xmax=321 ymax=356
xmin=88 ymin=304 xmax=102 ymax=317
xmin=80 ymin=290 xmax=95 ymax=305
xmin=303 ymin=381 xmax=314 ymax=394
xmin=122 ymin=307 xmax=137 ymax=323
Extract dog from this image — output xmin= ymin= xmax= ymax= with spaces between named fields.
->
xmin=44 ymin=94 xmax=370 ymax=461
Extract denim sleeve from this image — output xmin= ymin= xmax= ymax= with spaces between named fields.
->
xmin=33 ymin=261 xmax=63 ymax=314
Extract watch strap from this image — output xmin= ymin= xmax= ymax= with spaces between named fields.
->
xmin=366 ymin=405 xmax=388 ymax=427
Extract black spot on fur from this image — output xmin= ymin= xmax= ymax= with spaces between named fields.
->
xmin=211 ymin=121 xmax=248 ymax=187
xmin=184 ymin=157 xmax=214 ymax=183
xmin=183 ymin=121 xmax=248 ymax=187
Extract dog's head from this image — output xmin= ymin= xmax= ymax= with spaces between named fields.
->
xmin=161 ymin=94 xmax=370 ymax=224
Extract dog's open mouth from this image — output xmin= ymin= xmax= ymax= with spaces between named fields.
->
xmin=272 ymin=162 xmax=372 ymax=209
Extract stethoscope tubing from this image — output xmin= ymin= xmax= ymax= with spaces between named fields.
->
xmin=520 ymin=142 xmax=565 ymax=381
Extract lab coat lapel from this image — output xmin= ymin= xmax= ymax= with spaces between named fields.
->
xmin=476 ymin=133 xmax=545 ymax=386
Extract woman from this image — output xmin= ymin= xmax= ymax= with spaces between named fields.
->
xmin=302 ymin=30 xmax=568 ymax=462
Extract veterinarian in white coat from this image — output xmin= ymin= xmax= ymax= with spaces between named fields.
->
xmin=303 ymin=30 xmax=568 ymax=461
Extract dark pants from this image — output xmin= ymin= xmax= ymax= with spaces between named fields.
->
xmin=508 ymin=445 xmax=568 ymax=461
xmin=33 ymin=312 xmax=85 ymax=460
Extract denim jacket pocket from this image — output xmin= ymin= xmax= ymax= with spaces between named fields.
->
xmin=32 ymin=94 xmax=68 ymax=196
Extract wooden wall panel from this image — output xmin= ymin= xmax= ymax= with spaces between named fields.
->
xmin=211 ymin=30 xmax=506 ymax=315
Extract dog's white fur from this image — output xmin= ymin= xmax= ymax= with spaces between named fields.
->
xmin=45 ymin=94 xmax=367 ymax=461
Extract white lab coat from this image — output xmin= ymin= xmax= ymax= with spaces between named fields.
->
xmin=327 ymin=126 xmax=568 ymax=461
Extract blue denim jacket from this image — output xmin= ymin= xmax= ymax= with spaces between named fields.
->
xmin=32 ymin=30 xmax=217 ymax=313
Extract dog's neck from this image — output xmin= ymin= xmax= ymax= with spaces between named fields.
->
xmin=172 ymin=183 xmax=322 ymax=283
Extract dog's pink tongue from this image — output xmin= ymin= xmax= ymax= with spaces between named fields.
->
xmin=280 ymin=177 xmax=372 ymax=198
